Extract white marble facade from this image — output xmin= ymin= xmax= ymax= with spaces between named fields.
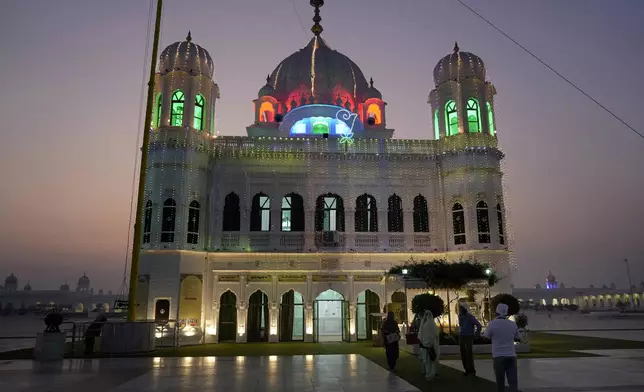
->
xmin=136 ymin=32 xmax=511 ymax=343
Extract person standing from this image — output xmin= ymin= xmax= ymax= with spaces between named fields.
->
xmin=483 ymin=303 xmax=521 ymax=392
xmin=418 ymin=310 xmax=439 ymax=380
xmin=458 ymin=302 xmax=482 ymax=376
xmin=84 ymin=314 xmax=107 ymax=355
xmin=381 ymin=312 xmax=400 ymax=371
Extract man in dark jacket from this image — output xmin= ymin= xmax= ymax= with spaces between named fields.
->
xmin=458 ymin=302 xmax=482 ymax=376
xmin=84 ymin=314 xmax=107 ymax=355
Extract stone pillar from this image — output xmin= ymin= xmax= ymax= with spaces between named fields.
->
xmin=268 ymin=300 xmax=279 ymax=342
xmin=349 ymin=301 xmax=357 ymax=342
xmin=237 ymin=275 xmax=247 ymax=343
xmin=305 ymin=274 xmax=314 ymax=342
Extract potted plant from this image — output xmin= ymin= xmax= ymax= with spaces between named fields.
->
xmin=34 ymin=312 xmax=66 ymax=361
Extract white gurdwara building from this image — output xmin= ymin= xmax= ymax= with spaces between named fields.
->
xmin=136 ymin=14 xmax=510 ymax=343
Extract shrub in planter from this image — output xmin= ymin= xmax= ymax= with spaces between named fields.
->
xmin=411 ymin=293 xmax=444 ymax=319
xmin=44 ymin=312 xmax=64 ymax=333
xmin=491 ymin=293 xmax=520 ymax=316
xmin=515 ymin=313 xmax=528 ymax=329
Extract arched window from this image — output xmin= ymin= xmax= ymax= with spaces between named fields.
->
xmin=387 ymin=194 xmax=404 ymax=232
xmin=187 ymin=200 xmax=200 ymax=244
xmin=452 ymin=202 xmax=466 ymax=245
xmin=155 ymin=94 xmax=162 ymax=128
xmin=259 ymin=101 xmax=275 ymax=122
xmin=193 ymin=94 xmax=205 ymax=130
xmin=487 ymin=102 xmax=496 ymax=135
xmin=466 ymin=98 xmax=481 ymax=133
xmin=161 ymin=198 xmax=176 ymax=243
xmin=445 ymin=100 xmax=458 ymax=136
xmin=222 ymin=193 xmax=240 ymax=231
xmin=355 ymin=194 xmax=378 ymax=232
xmin=143 ymin=200 xmax=153 ymax=244
xmin=433 ymin=109 xmax=440 ymax=140
xmin=496 ymin=203 xmax=505 ymax=245
xmin=250 ymin=192 xmax=271 ymax=232
xmin=315 ymin=194 xmax=344 ymax=232
xmin=413 ymin=195 xmax=429 ymax=232
xmin=476 ymin=201 xmax=490 ymax=243
xmin=170 ymin=90 xmax=185 ymax=127
xmin=282 ymin=193 xmax=305 ymax=232
xmin=366 ymin=103 xmax=382 ymax=125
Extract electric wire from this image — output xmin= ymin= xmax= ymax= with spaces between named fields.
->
xmin=454 ymin=0 xmax=644 ymax=141
xmin=289 ymin=0 xmax=309 ymax=39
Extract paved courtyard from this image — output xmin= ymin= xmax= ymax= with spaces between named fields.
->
xmin=0 ymin=354 xmax=419 ymax=392
xmin=442 ymin=349 xmax=644 ymax=392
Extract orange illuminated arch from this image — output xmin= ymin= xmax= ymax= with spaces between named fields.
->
xmin=259 ymin=101 xmax=275 ymax=122
xmin=366 ymin=103 xmax=382 ymax=125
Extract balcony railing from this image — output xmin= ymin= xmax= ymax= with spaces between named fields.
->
xmin=216 ymin=232 xmax=433 ymax=252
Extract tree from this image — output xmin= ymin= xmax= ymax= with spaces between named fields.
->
xmin=411 ymin=293 xmax=444 ymax=318
xmin=491 ymin=293 xmax=520 ymax=316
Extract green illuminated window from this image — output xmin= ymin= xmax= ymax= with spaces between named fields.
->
xmin=487 ymin=102 xmax=496 ymax=135
xmin=155 ymin=94 xmax=162 ymax=128
xmin=445 ymin=100 xmax=458 ymax=136
xmin=170 ymin=90 xmax=184 ymax=127
xmin=466 ymin=98 xmax=481 ymax=133
xmin=433 ymin=109 xmax=440 ymax=140
xmin=194 ymin=94 xmax=205 ymax=130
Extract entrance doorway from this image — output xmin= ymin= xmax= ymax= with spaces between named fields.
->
xmin=314 ymin=289 xmax=349 ymax=342
xmin=356 ymin=290 xmax=381 ymax=340
xmin=279 ymin=290 xmax=304 ymax=341
xmin=217 ymin=291 xmax=237 ymax=342
xmin=247 ymin=290 xmax=269 ymax=342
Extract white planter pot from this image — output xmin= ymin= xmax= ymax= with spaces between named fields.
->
xmin=34 ymin=332 xmax=66 ymax=361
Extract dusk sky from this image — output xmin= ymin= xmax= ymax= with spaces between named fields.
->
xmin=1 ymin=0 xmax=643 ymax=291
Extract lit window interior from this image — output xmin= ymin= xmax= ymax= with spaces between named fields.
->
xmin=366 ymin=103 xmax=382 ymax=124
xmin=259 ymin=101 xmax=275 ymax=122
xmin=289 ymin=116 xmax=352 ymax=136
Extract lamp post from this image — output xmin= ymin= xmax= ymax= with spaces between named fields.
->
xmin=402 ymin=269 xmax=409 ymax=326
xmin=485 ymin=268 xmax=492 ymax=322
xmin=624 ymin=258 xmax=635 ymax=309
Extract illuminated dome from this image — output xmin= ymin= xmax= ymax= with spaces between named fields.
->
xmin=159 ymin=32 xmax=214 ymax=78
xmin=266 ymin=36 xmax=370 ymax=105
xmin=5 ymin=273 xmax=17 ymax=284
xmin=433 ymin=42 xmax=486 ymax=85
xmin=365 ymin=78 xmax=382 ymax=100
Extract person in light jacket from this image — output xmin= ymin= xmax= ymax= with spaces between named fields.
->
xmin=483 ymin=303 xmax=521 ymax=392
xmin=417 ymin=310 xmax=439 ymax=380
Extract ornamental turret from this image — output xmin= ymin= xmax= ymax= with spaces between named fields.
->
xmin=142 ymin=32 xmax=218 ymax=251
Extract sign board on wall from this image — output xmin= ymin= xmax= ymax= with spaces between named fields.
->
xmin=278 ymin=275 xmax=307 ymax=282
xmin=218 ymin=275 xmax=240 ymax=282
xmin=312 ymin=275 xmax=348 ymax=282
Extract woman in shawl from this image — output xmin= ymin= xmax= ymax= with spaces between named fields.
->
xmin=381 ymin=311 xmax=400 ymax=371
xmin=418 ymin=309 xmax=439 ymax=380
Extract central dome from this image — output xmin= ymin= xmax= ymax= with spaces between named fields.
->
xmin=266 ymin=36 xmax=369 ymax=104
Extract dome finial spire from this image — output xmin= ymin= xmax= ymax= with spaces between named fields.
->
xmin=310 ymin=0 xmax=324 ymax=36
xmin=186 ymin=31 xmax=192 ymax=42
xmin=370 ymin=77 xmax=374 ymax=88
xmin=453 ymin=41 xmax=459 ymax=53
xmin=266 ymin=74 xmax=271 ymax=84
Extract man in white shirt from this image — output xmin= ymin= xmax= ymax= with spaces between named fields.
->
xmin=483 ymin=303 xmax=521 ymax=392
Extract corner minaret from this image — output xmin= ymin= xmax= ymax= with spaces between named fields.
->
xmin=428 ymin=43 xmax=496 ymax=140
xmin=430 ymin=43 xmax=510 ymax=293
xmin=142 ymin=33 xmax=220 ymax=251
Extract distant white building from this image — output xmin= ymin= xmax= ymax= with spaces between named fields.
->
xmin=512 ymin=272 xmax=643 ymax=308
xmin=136 ymin=4 xmax=511 ymax=343
xmin=0 ymin=273 xmax=117 ymax=313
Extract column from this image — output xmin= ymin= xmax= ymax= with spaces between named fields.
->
xmin=349 ymin=301 xmax=357 ymax=342
xmin=305 ymin=274 xmax=314 ymax=342
xmin=237 ymin=274 xmax=247 ymax=343
xmin=268 ymin=300 xmax=279 ymax=343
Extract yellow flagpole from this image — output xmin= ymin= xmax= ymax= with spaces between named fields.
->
xmin=127 ymin=0 xmax=163 ymax=322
